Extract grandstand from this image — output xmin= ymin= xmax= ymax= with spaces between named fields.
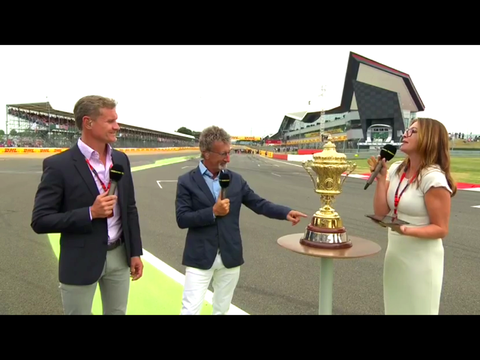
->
xmin=231 ymin=136 xmax=262 ymax=147
xmin=269 ymin=51 xmax=425 ymax=151
xmin=3 ymin=102 xmax=196 ymax=148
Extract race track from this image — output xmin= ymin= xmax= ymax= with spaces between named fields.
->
xmin=1 ymin=152 xmax=479 ymax=315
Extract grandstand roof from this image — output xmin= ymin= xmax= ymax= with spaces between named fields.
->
xmin=7 ymin=102 xmax=194 ymax=140
xmin=271 ymin=51 xmax=425 ymax=138
xmin=7 ymin=102 xmax=74 ymax=118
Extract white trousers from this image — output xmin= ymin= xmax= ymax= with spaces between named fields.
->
xmin=181 ymin=251 xmax=240 ymax=315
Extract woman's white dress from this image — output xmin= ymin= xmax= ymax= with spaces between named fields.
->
xmin=384 ymin=161 xmax=452 ymax=315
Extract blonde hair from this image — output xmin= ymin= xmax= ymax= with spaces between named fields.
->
xmin=73 ymin=95 xmax=117 ymax=130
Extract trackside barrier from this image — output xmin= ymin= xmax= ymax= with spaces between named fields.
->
xmin=0 ymin=148 xmax=67 ymax=154
xmin=298 ymin=149 xmax=323 ymax=155
xmin=115 ymin=147 xmax=199 ymax=153
xmin=256 ymin=149 xmax=312 ymax=162
xmin=286 ymin=154 xmax=313 ymax=162
xmin=272 ymin=153 xmax=288 ymax=160
xmin=0 ymin=147 xmax=199 ymax=154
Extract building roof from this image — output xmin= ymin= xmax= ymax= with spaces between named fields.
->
xmin=6 ymin=102 xmax=194 ymax=139
xmin=339 ymin=52 xmax=425 ymax=114
xmin=272 ymin=51 xmax=425 ymax=136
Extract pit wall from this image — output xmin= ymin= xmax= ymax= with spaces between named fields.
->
xmin=0 ymin=147 xmax=199 ymax=154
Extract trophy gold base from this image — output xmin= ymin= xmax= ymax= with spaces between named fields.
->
xmin=300 ymin=224 xmax=352 ymax=249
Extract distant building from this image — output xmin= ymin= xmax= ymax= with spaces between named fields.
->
xmin=270 ymin=51 xmax=425 ymax=150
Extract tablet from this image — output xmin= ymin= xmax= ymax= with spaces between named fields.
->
xmin=365 ymin=214 xmax=409 ymax=228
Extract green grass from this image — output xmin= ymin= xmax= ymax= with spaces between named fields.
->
xmin=48 ymin=233 xmax=214 ymax=315
xmin=350 ymin=157 xmax=480 ymax=184
xmin=449 ymin=140 xmax=480 ymax=149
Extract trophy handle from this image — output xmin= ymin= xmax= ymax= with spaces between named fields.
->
xmin=341 ymin=161 xmax=357 ymax=185
xmin=302 ymin=160 xmax=317 ymax=190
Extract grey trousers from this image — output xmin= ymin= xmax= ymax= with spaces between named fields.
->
xmin=59 ymin=244 xmax=130 ymax=315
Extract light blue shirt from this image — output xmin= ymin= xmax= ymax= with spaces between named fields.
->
xmin=199 ymin=161 xmax=221 ymax=218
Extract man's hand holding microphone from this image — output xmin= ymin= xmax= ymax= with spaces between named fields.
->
xmin=90 ymin=191 xmax=117 ymax=219
xmin=89 ymin=163 xmax=124 ymax=220
xmin=214 ymin=169 xmax=230 ymax=217
xmin=213 ymin=195 xmax=230 ymax=217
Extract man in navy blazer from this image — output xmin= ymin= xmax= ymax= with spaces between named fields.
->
xmin=31 ymin=95 xmax=143 ymax=315
xmin=175 ymin=126 xmax=307 ymax=315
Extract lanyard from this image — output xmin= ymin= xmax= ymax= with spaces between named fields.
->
xmin=85 ymin=158 xmax=113 ymax=193
xmin=393 ymin=168 xmax=416 ymax=220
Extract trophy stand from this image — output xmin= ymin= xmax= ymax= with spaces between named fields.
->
xmin=278 ymin=136 xmax=381 ymax=314
xmin=277 ymin=234 xmax=381 ymax=315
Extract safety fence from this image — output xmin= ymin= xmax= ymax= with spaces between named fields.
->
xmin=257 ymin=149 xmax=313 ymax=162
xmin=0 ymin=147 xmax=199 ymax=154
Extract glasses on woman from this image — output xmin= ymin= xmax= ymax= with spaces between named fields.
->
xmin=403 ymin=127 xmax=418 ymax=138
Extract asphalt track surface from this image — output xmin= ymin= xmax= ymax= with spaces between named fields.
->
xmin=1 ymin=152 xmax=480 ymax=315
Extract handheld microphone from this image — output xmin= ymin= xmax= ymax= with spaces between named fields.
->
xmin=108 ymin=164 xmax=124 ymax=195
xmin=364 ymin=144 xmax=397 ymax=190
xmin=219 ymin=170 xmax=230 ymax=199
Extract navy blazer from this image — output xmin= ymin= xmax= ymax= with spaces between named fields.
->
xmin=175 ymin=166 xmax=291 ymax=269
xmin=31 ymin=144 xmax=142 ymax=286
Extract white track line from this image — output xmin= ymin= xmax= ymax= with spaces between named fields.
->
xmin=142 ymin=249 xmax=249 ymax=315
xmin=156 ymin=180 xmax=178 ymax=189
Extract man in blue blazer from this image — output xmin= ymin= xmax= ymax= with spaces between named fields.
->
xmin=31 ymin=95 xmax=143 ymax=315
xmin=175 ymin=126 xmax=307 ymax=315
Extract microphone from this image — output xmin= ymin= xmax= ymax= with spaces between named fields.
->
xmin=219 ymin=170 xmax=230 ymax=199
xmin=364 ymin=144 xmax=397 ymax=190
xmin=108 ymin=164 xmax=124 ymax=195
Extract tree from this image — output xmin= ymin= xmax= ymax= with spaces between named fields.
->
xmin=176 ymin=127 xmax=193 ymax=136
xmin=177 ymin=127 xmax=201 ymax=139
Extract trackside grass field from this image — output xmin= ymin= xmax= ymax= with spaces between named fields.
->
xmin=351 ymin=157 xmax=480 ymax=184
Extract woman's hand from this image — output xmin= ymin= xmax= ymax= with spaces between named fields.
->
xmin=367 ymin=156 xmax=388 ymax=180
xmin=390 ymin=224 xmax=408 ymax=235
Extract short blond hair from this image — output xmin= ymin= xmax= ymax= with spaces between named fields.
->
xmin=73 ymin=95 xmax=117 ymax=130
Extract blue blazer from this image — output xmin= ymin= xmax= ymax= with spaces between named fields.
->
xmin=175 ymin=166 xmax=291 ymax=269
xmin=31 ymin=144 xmax=142 ymax=286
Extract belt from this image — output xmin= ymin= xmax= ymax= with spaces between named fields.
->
xmin=107 ymin=234 xmax=124 ymax=251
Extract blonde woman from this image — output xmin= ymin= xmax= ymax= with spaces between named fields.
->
xmin=369 ymin=118 xmax=456 ymax=315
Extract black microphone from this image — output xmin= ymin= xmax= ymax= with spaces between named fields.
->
xmin=108 ymin=164 xmax=124 ymax=195
xmin=219 ymin=170 xmax=230 ymax=199
xmin=364 ymin=144 xmax=397 ymax=190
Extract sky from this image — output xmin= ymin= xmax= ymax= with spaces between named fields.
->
xmin=1 ymin=45 xmax=479 ymax=137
